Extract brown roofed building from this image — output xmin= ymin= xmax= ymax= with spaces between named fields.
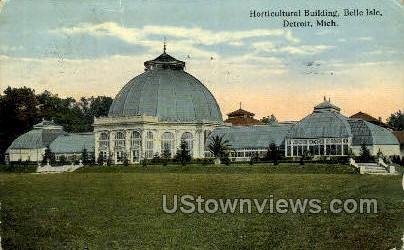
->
xmin=350 ymin=111 xmax=390 ymax=129
xmin=224 ymin=106 xmax=263 ymax=126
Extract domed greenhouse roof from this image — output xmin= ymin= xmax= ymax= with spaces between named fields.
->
xmin=288 ymin=99 xmax=351 ymax=139
xmin=108 ymin=51 xmax=223 ymax=123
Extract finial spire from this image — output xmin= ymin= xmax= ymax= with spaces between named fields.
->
xmin=163 ymin=37 xmax=166 ymax=53
xmin=323 ymin=96 xmax=326 ymax=101
xmin=239 ymin=102 xmax=242 ymax=109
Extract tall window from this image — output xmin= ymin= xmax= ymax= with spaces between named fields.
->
xmin=145 ymin=131 xmax=154 ymax=159
xmin=99 ymin=132 xmax=109 ymax=150
xmin=131 ymin=131 xmax=141 ymax=149
xmin=132 ymin=131 xmax=142 ymax=162
xmin=181 ymin=132 xmax=193 ymax=155
xmin=114 ymin=131 xmax=125 ymax=149
xmin=161 ymin=132 xmax=175 ymax=157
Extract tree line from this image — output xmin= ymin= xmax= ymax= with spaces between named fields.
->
xmin=0 ymin=86 xmax=113 ymax=162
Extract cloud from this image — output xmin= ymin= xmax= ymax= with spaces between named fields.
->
xmin=252 ymin=41 xmax=334 ymax=55
xmin=55 ymin=22 xmax=300 ymax=45
xmin=52 ymin=22 xmax=300 ymax=58
xmin=356 ymin=36 xmax=373 ymax=41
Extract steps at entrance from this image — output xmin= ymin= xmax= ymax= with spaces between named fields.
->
xmin=357 ymin=163 xmax=389 ymax=174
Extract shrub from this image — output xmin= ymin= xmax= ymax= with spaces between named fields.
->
xmin=221 ymin=152 xmax=231 ymax=166
xmin=358 ymin=144 xmax=374 ymax=163
xmin=59 ymin=155 xmax=67 ymax=165
xmin=175 ymin=141 xmax=191 ymax=166
xmin=391 ymin=155 xmax=403 ymax=166
xmin=97 ymin=153 xmax=105 ymax=165
xmin=161 ymin=148 xmax=171 ymax=166
xmin=249 ymin=152 xmax=259 ymax=165
xmin=207 ymin=135 xmax=231 ymax=161
xmin=42 ymin=148 xmax=55 ymax=165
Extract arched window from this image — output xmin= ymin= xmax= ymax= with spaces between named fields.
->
xmin=131 ymin=131 xmax=142 ymax=162
xmin=181 ymin=132 xmax=193 ymax=155
xmin=131 ymin=131 xmax=141 ymax=149
xmin=145 ymin=131 xmax=154 ymax=159
xmin=99 ymin=132 xmax=109 ymax=149
xmin=114 ymin=131 xmax=125 ymax=149
xmin=161 ymin=132 xmax=175 ymax=157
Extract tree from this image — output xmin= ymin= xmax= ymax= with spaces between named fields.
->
xmin=175 ymin=140 xmax=191 ymax=166
xmin=249 ymin=152 xmax=259 ymax=165
xmin=387 ymin=110 xmax=403 ymax=131
xmin=97 ymin=153 xmax=105 ymax=165
xmin=358 ymin=144 xmax=374 ymax=163
xmin=260 ymin=114 xmax=278 ymax=125
xmin=42 ymin=148 xmax=55 ymax=164
xmin=0 ymin=87 xmax=39 ymax=163
xmin=300 ymin=150 xmax=311 ymax=165
xmin=59 ymin=155 xmax=67 ymax=165
xmin=161 ymin=148 xmax=171 ymax=166
xmin=81 ymin=148 xmax=89 ymax=165
xmin=0 ymin=86 xmax=114 ymax=163
xmin=267 ymin=143 xmax=280 ymax=165
xmin=207 ymin=135 xmax=231 ymax=164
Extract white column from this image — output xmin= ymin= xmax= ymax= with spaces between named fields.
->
xmin=139 ymin=129 xmax=146 ymax=160
xmin=155 ymin=129 xmax=161 ymax=156
xmin=197 ymin=129 xmax=203 ymax=158
xmin=285 ymin=140 xmax=288 ymax=157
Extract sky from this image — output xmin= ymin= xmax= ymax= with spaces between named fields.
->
xmin=0 ymin=0 xmax=403 ymax=121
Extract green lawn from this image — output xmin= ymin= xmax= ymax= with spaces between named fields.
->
xmin=0 ymin=163 xmax=403 ymax=249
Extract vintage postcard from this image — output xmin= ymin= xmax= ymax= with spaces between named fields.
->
xmin=0 ymin=0 xmax=403 ymax=249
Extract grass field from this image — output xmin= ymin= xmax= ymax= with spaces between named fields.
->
xmin=0 ymin=163 xmax=403 ymax=249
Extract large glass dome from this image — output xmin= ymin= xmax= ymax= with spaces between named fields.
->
xmin=288 ymin=98 xmax=351 ymax=139
xmin=108 ymin=52 xmax=223 ymax=123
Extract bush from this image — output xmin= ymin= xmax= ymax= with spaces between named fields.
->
xmin=42 ymin=148 xmax=55 ymax=165
xmin=249 ymin=152 xmax=259 ymax=165
xmin=357 ymin=144 xmax=375 ymax=163
xmin=391 ymin=155 xmax=403 ymax=166
xmin=221 ymin=153 xmax=231 ymax=166
xmin=106 ymin=156 xmax=113 ymax=166
xmin=59 ymin=155 xmax=67 ymax=166
xmin=174 ymin=141 xmax=191 ymax=166
xmin=97 ymin=154 xmax=105 ymax=166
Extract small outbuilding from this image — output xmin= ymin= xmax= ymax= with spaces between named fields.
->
xmin=5 ymin=120 xmax=65 ymax=163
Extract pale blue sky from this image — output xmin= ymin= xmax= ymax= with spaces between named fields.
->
xmin=0 ymin=0 xmax=403 ymax=120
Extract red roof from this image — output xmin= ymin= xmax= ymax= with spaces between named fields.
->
xmin=350 ymin=111 xmax=390 ymax=128
xmin=227 ymin=108 xmax=255 ymax=117
xmin=224 ymin=117 xmax=263 ymax=126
